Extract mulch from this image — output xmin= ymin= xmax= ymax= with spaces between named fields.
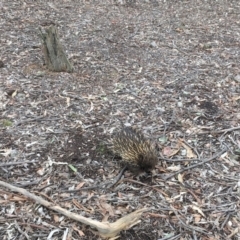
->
xmin=0 ymin=1 xmax=240 ymax=239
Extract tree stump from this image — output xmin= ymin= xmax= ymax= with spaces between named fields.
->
xmin=39 ymin=25 xmax=73 ymax=73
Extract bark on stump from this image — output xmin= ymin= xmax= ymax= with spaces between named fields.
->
xmin=39 ymin=25 xmax=73 ymax=73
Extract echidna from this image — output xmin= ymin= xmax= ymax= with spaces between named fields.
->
xmin=112 ymin=127 xmax=158 ymax=173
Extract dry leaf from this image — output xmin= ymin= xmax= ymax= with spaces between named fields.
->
xmin=162 ymin=146 xmax=180 ymax=157
xmin=178 ymin=173 xmax=183 ymax=183
xmin=148 ymin=213 xmax=168 ymax=218
xmin=64 ymin=202 xmax=72 ymax=208
xmin=167 ymin=165 xmax=181 ymax=172
xmin=102 ymin=214 xmax=109 ymax=222
xmin=37 ymin=168 xmax=45 ymax=176
xmin=66 ymin=97 xmax=70 ymax=106
xmin=88 ymin=101 xmax=94 ymax=112
xmin=72 ymin=200 xmax=94 ymax=213
xmin=190 ymin=205 xmax=205 ymax=217
xmin=87 ymin=192 xmax=94 ymax=201
xmin=193 ymin=214 xmax=202 ymax=223
xmin=220 ymin=152 xmax=228 ymax=159
xmin=72 ymin=224 xmax=85 ymax=237
xmin=232 ymin=96 xmax=240 ymax=101
xmin=180 ymin=141 xmax=197 ymax=158
xmin=53 ymin=214 xmax=59 ymax=222
xmin=100 ymin=201 xmax=115 ymax=217
xmin=227 ymin=227 xmax=239 ymax=239
xmin=76 ymin=182 xmax=86 ymax=189
xmin=0 ymin=148 xmax=12 ymax=157
xmin=76 ymin=229 xmax=85 ymax=237
xmin=11 ymin=90 xmax=17 ymax=98
xmin=12 ymin=196 xmax=27 ymax=201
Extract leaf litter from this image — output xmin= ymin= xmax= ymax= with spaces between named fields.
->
xmin=0 ymin=0 xmax=240 ymax=239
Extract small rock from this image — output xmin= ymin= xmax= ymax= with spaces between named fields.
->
xmin=177 ymin=102 xmax=183 ymax=108
xmin=150 ymin=41 xmax=157 ymax=48
xmin=181 ymin=149 xmax=187 ymax=156
xmin=234 ymin=75 xmax=240 ymax=82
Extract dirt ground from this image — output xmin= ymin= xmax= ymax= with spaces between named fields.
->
xmin=0 ymin=0 xmax=240 ymax=239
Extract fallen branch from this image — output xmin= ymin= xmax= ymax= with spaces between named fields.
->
xmin=212 ymin=126 xmax=240 ymax=134
xmin=65 ymin=166 xmax=127 ymax=193
xmin=0 ymin=161 xmax=37 ymax=167
xmin=163 ymin=148 xmax=227 ymax=180
xmin=15 ymin=115 xmax=61 ymax=126
xmin=163 ymin=110 xmax=175 ymax=136
xmin=119 ymin=178 xmax=169 ymax=197
xmin=0 ymin=180 xmax=147 ymax=239
xmin=170 ymin=206 xmax=208 ymax=234
xmin=197 ymin=126 xmax=240 ymax=135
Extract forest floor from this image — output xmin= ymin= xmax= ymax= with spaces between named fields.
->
xmin=0 ymin=1 xmax=240 ymax=239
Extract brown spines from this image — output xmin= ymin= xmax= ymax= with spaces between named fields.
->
xmin=112 ymin=127 xmax=158 ymax=173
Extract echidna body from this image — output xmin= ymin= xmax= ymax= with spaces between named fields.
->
xmin=112 ymin=127 xmax=158 ymax=173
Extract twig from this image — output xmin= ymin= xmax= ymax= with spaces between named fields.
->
xmin=227 ymin=135 xmax=239 ymax=147
xmin=0 ymin=180 xmax=147 ymax=239
xmin=227 ymin=227 xmax=239 ymax=239
xmin=106 ymin=166 xmax=127 ymax=188
xmin=157 ymin=233 xmax=182 ymax=240
xmin=16 ymin=116 xmax=61 ymax=126
xmin=118 ymin=178 xmax=169 ymax=197
xmin=14 ymin=220 xmax=30 ymax=240
xmin=198 ymin=126 xmax=240 ymax=135
xmin=181 ymin=139 xmax=199 ymax=159
xmin=160 ymin=155 xmax=200 ymax=162
xmin=211 ymin=126 xmax=240 ymax=134
xmin=15 ymin=116 xmax=45 ymax=126
xmin=186 ymin=189 xmax=202 ymax=205
xmin=64 ymin=184 xmax=106 ymax=192
xmin=14 ymin=180 xmax=40 ymax=188
xmin=163 ymin=110 xmax=175 ymax=136
xmin=60 ymin=92 xmax=86 ymax=102
xmin=18 ymin=222 xmax=49 ymax=230
xmin=170 ymin=206 xmax=208 ymax=234
xmin=0 ymin=161 xmax=37 ymax=167
xmin=163 ymin=148 xmax=227 ymax=180
xmin=65 ymin=166 xmax=127 ymax=192
xmin=159 ymin=43 xmax=188 ymax=55
xmin=220 ymin=213 xmax=231 ymax=230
